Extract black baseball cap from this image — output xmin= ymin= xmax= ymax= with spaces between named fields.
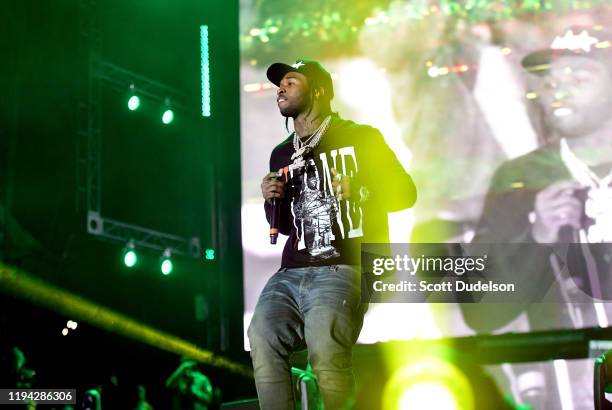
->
xmin=266 ymin=59 xmax=334 ymax=99
xmin=522 ymin=26 xmax=612 ymax=74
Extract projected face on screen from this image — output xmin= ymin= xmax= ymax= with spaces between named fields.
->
xmin=538 ymin=56 xmax=612 ymax=138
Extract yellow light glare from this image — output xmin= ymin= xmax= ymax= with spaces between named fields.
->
xmin=501 ymin=47 xmax=512 ymax=55
xmin=398 ymin=382 xmax=458 ymax=410
xmin=0 ymin=263 xmax=252 ymax=378
xmin=596 ymin=41 xmax=610 ymax=49
xmin=526 ymin=92 xmax=538 ymax=100
xmin=382 ymin=358 xmax=474 ymax=410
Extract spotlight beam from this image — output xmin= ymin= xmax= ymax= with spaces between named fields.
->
xmin=0 ymin=262 xmax=252 ymax=378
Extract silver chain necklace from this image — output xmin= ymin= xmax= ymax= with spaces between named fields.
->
xmin=291 ymin=115 xmax=332 ymax=162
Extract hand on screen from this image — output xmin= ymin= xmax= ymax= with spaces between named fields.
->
xmin=531 ymin=180 xmax=583 ymax=243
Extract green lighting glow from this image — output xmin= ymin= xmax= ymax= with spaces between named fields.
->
xmin=200 ymin=25 xmax=211 ymax=117
xmin=204 ymin=248 xmax=215 ymax=260
xmin=162 ymin=109 xmax=174 ymax=124
xmin=382 ymin=358 xmax=474 ymax=410
xmin=123 ymin=250 xmax=138 ymax=268
xmin=128 ymin=95 xmax=140 ymax=111
xmin=161 ymin=258 xmax=173 ymax=275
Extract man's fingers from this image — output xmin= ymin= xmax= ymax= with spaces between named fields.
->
xmin=537 ymin=196 xmax=582 ymax=211
xmin=540 ymin=181 xmax=581 ymax=199
xmin=264 ymin=171 xmax=283 ymax=181
xmin=539 ymin=203 xmax=582 ymax=229
xmin=266 ymin=185 xmax=284 ymax=194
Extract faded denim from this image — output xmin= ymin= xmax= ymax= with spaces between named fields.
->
xmin=248 ymin=265 xmax=366 ymax=410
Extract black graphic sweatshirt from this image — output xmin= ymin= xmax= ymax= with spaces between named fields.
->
xmin=264 ymin=114 xmax=417 ymax=268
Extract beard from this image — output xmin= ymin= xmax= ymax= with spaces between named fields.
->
xmin=278 ymin=95 xmax=311 ymax=118
xmin=279 ymin=104 xmax=299 ymax=118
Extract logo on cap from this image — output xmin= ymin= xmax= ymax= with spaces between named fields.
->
xmin=551 ymin=29 xmax=600 ymax=52
xmin=292 ymin=61 xmax=305 ymax=69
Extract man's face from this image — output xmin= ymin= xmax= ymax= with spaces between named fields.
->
xmin=537 ymin=56 xmax=612 ymax=138
xmin=276 ymin=72 xmax=311 ymax=117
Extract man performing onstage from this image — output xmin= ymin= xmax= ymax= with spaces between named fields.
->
xmin=248 ymin=59 xmax=416 ymax=409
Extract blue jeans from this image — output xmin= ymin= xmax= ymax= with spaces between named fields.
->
xmin=248 ymin=265 xmax=366 ymax=410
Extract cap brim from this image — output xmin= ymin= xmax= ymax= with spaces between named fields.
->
xmin=521 ymin=49 xmax=576 ymax=74
xmin=266 ymin=63 xmax=297 ymax=86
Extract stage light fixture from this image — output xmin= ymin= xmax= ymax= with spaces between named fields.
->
xmin=397 ymin=382 xmax=458 ymax=410
xmin=162 ymin=98 xmax=174 ymax=125
xmin=122 ymin=240 xmax=138 ymax=268
xmin=200 ymin=25 xmax=211 ymax=117
xmin=162 ymin=109 xmax=174 ymax=124
xmin=127 ymin=84 xmax=140 ymax=111
xmin=161 ymin=248 xmax=173 ymax=275
xmin=61 ymin=328 xmax=69 ymax=336
xmin=382 ymin=358 xmax=474 ymax=410
xmin=204 ymin=248 xmax=215 ymax=260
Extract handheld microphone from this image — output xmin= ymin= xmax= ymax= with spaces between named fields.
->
xmin=270 ymin=174 xmax=281 ymax=244
xmin=270 ymin=199 xmax=279 ymax=244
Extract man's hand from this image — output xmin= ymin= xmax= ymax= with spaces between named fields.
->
xmin=331 ymin=168 xmax=351 ymax=201
xmin=531 ymin=180 xmax=583 ymax=243
xmin=261 ymin=171 xmax=285 ymax=203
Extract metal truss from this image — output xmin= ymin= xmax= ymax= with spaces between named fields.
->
xmin=95 ymin=60 xmax=193 ymax=113
xmin=77 ymin=0 xmax=201 ymax=258
xmin=87 ymin=212 xmax=200 ymax=257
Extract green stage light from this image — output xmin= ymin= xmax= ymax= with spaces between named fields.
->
xmin=162 ymin=109 xmax=174 ymax=124
xmin=161 ymin=248 xmax=173 ymax=275
xmin=124 ymin=250 xmax=137 ymax=267
xmin=123 ymin=241 xmax=138 ymax=268
xmin=161 ymin=259 xmax=173 ymax=275
xmin=204 ymin=248 xmax=215 ymax=260
xmin=200 ymin=25 xmax=211 ymax=117
xmin=128 ymin=95 xmax=140 ymax=111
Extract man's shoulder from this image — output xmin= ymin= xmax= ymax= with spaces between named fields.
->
xmin=498 ymin=141 xmax=561 ymax=174
xmin=271 ymin=134 xmax=294 ymax=153
xmin=330 ymin=115 xmax=380 ymax=138
xmin=492 ymin=141 xmax=563 ymax=188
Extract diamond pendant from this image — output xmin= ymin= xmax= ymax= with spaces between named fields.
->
xmin=289 ymin=156 xmax=305 ymax=172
